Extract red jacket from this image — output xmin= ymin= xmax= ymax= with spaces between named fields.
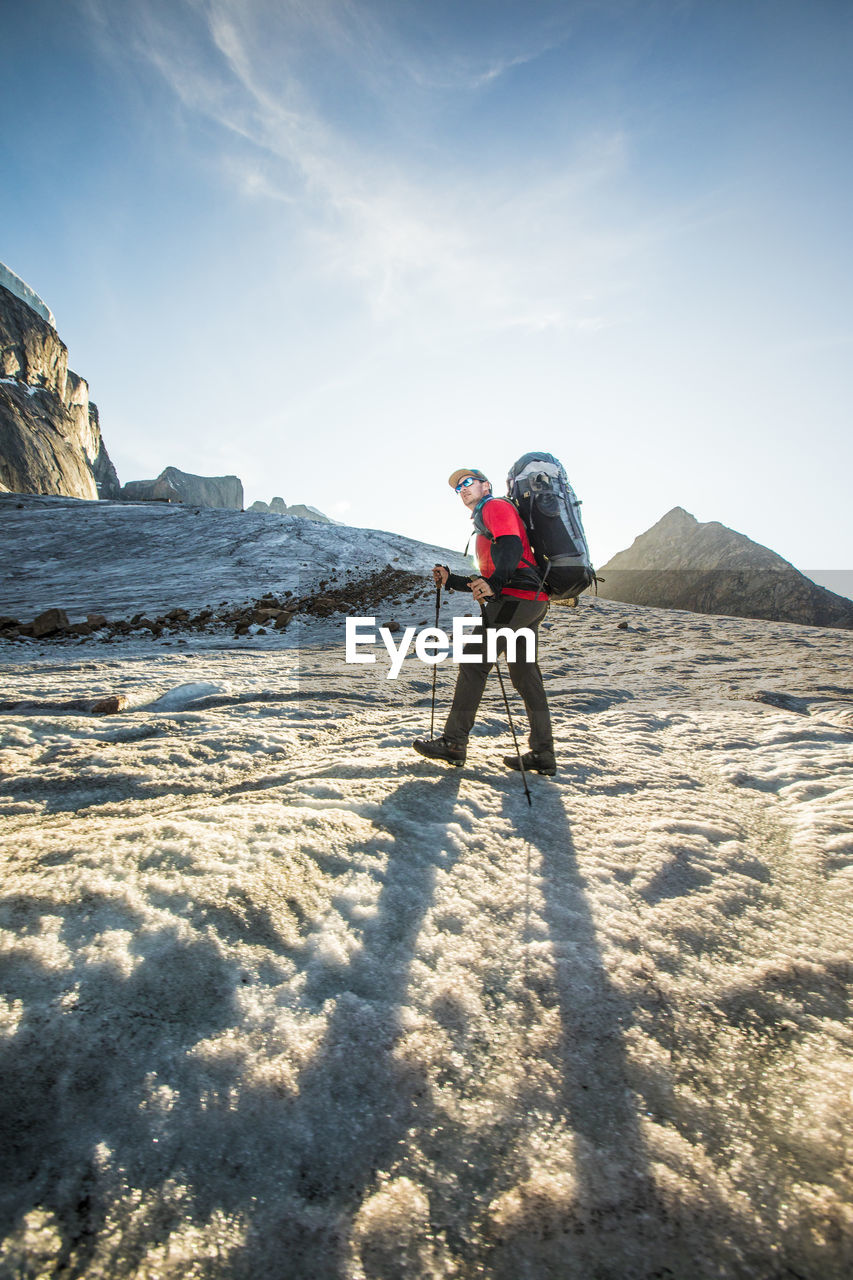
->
xmin=475 ymin=498 xmax=547 ymax=600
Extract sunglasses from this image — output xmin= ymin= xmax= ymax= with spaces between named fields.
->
xmin=455 ymin=476 xmax=482 ymax=492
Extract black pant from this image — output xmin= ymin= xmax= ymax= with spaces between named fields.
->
xmin=443 ymin=597 xmax=553 ymax=754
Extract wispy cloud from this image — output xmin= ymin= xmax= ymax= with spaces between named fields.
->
xmin=81 ymin=0 xmax=648 ymax=333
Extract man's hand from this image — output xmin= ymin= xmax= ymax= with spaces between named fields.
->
xmin=469 ymin=576 xmax=494 ymax=601
xmin=432 ymin=565 xmax=449 ymax=586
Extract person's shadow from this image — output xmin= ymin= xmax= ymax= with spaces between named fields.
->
xmin=481 ymin=782 xmax=794 ymax=1280
xmin=476 ymin=784 xmax=673 ymax=1277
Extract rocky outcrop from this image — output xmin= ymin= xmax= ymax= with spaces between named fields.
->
xmin=286 ymin=503 xmax=332 ymax=523
xmin=598 ymin=507 xmax=853 ymax=629
xmin=87 ymin=401 xmax=121 ymax=499
xmin=245 ymin=495 xmax=333 ymax=521
xmin=60 ymin=371 xmax=120 ymax=500
xmin=0 ymin=273 xmax=120 ymax=500
xmin=0 ymin=380 xmax=99 ymax=499
xmin=122 ymin=466 xmax=243 ymax=509
xmin=0 ymin=282 xmax=66 ymax=396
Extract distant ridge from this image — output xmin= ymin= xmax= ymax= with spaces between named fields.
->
xmin=597 ymin=507 xmax=853 ymax=630
xmin=122 ymin=466 xmax=243 ymax=510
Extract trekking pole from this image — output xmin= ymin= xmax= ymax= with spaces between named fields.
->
xmin=479 ymin=602 xmax=532 ymax=807
xmin=429 ymin=581 xmax=441 ymax=738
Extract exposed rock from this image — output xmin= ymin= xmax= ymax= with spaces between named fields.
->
xmin=598 ymin=507 xmax=853 ymax=630
xmin=61 ymin=372 xmax=121 ymax=500
xmin=63 ymin=370 xmax=99 ymax=463
xmin=90 ymin=695 xmax=127 ymax=715
xmin=122 ymin=466 xmax=243 ymax=509
xmin=88 ymin=401 xmax=121 ymax=499
xmin=246 ymin=496 xmax=331 ymax=521
xmin=0 ymin=280 xmax=65 ymax=396
xmin=32 ymin=608 xmax=70 ymax=637
xmin=286 ymin=502 xmax=332 ymax=523
xmin=0 ymin=381 xmax=98 ymax=499
xmin=0 ymin=275 xmax=120 ymax=499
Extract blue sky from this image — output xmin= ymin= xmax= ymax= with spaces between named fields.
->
xmin=2 ymin=0 xmax=852 ymax=578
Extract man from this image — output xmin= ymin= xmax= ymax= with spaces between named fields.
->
xmin=412 ymin=467 xmax=556 ymax=775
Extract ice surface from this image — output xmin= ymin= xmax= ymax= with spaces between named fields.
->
xmin=1 ymin=496 xmax=852 ymax=1278
xmin=0 ymin=494 xmax=464 ymax=619
xmin=147 ymin=683 xmax=225 ymax=710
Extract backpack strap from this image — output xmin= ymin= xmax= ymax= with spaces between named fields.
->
xmin=471 ymin=494 xmax=494 ymax=538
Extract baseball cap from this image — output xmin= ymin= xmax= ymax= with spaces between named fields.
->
xmin=448 ymin=468 xmax=489 ymax=489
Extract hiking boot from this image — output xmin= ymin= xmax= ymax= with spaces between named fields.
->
xmin=413 ymin=736 xmax=466 ymax=767
xmin=503 ymin=749 xmax=557 ymax=776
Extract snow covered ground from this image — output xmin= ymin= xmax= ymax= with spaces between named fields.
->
xmin=1 ymin=496 xmax=852 ymax=1279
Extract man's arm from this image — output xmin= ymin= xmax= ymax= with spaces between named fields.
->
xmin=485 ymin=534 xmax=525 ymax=593
xmin=434 ymin=534 xmax=526 ymax=596
xmin=433 ymin=564 xmax=474 ymax=592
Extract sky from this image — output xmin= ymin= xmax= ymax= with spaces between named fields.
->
xmin=2 ymin=0 xmax=852 ymax=577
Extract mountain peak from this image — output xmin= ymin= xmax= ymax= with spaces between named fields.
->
xmin=597 ymin=508 xmax=853 ymax=628
xmin=658 ymin=506 xmax=698 ymax=526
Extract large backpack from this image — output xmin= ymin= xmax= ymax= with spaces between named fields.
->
xmin=505 ymin=452 xmax=596 ymax=600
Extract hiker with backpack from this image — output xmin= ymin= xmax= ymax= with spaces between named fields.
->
xmin=412 ymin=466 xmax=558 ymax=775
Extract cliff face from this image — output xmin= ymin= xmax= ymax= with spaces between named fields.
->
xmin=0 ymin=282 xmax=66 ymax=395
xmin=122 ymin=467 xmax=243 ymax=509
xmin=87 ymin=399 xmax=121 ymax=498
xmin=598 ymin=507 xmax=853 ymax=629
xmin=0 ymin=380 xmax=101 ymax=499
xmin=0 ymin=275 xmax=121 ymax=500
